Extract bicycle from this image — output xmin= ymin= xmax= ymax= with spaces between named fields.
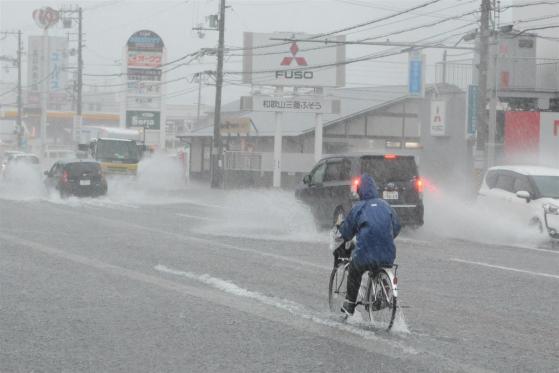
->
xmin=328 ymin=256 xmax=399 ymax=331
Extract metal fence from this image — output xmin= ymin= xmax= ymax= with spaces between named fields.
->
xmin=224 ymin=151 xmax=262 ymax=171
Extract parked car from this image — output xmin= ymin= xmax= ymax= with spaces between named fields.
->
xmin=295 ymin=154 xmax=424 ymax=228
xmin=44 ymin=160 xmax=108 ymax=198
xmin=1 ymin=152 xmax=41 ymax=179
xmin=477 ymin=165 xmax=559 ymax=239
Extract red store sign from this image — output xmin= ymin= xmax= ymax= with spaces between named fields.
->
xmin=127 ymin=51 xmax=162 ymax=68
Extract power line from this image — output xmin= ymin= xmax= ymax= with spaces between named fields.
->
xmin=227 ymin=11 xmax=478 ymax=58
xmin=0 ymin=67 xmax=56 ymax=97
xmin=225 ymin=0 xmax=448 ymax=52
xmin=305 ymin=0 xmax=446 ymax=40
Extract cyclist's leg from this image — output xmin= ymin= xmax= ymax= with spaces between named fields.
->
xmin=342 ymin=260 xmax=365 ymax=315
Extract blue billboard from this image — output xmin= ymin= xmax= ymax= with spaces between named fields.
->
xmin=408 ymin=52 xmax=424 ymax=97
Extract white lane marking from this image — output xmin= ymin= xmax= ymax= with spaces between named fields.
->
xmin=176 ymin=213 xmax=221 ymax=222
xmin=155 ymin=264 xmax=416 ymax=354
xmin=451 ymin=258 xmax=559 ymax=280
xmin=0 ymin=232 xmax=415 ymax=358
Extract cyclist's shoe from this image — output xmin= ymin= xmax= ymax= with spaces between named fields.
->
xmin=341 ymin=300 xmax=356 ymax=316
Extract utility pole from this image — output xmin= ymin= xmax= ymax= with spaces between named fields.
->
xmin=195 ymin=71 xmax=204 ymax=127
xmin=76 ymin=7 xmax=83 ymax=142
xmin=1 ymin=30 xmax=25 ymax=149
xmin=476 ymin=0 xmax=491 ymax=164
xmin=442 ymin=49 xmax=447 ymax=84
xmin=16 ymin=30 xmax=22 ymax=133
xmin=59 ymin=6 xmax=83 ymax=143
xmin=210 ymin=0 xmax=226 ymax=188
xmin=487 ymin=0 xmax=500 ymax=168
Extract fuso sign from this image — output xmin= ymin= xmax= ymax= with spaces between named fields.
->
xmin=242 ymin=32 xmax=346 ymax=88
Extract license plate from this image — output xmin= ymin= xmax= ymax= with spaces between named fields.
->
xmin=80 ymin=179 xmax=91 ymax=186
xmin=383 ymin=191 xmax=398 ymax=200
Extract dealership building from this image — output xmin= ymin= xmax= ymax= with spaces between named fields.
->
xmin=180 ymin=83 xmax=470 ymax=188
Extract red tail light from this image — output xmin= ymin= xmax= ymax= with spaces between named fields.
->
xmin=414 ymin=177 xmax=424 ymax=193
xmin=393 ymin=276 xmax=398 ymax=285
xmin=384 ymin=154 xmax=398 ymax=159
xmin=351 ymin=176 xmax=360 ymax=193
xmin=62 ymin=170 xmax=69 ymax=184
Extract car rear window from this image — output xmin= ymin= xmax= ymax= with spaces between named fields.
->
xmin=360 ymin=156 xmax=418 ymax=182
xmin=65 ymin=162 xmax=101 ymax=176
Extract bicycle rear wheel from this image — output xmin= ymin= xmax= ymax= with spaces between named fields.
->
xmin=328 ymin=263 xmax=348 ymax=313
xmin=367 ymin=270 xmax=397 ymax=331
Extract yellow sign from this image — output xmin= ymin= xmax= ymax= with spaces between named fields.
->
xmin=220 ymin=117 xmax=251 ymax=135
xmin=100 ymin=162 xmax=138 ymax=175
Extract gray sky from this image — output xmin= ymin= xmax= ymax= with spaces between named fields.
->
xmin=0 ymin=0 xmax=530 ymax=107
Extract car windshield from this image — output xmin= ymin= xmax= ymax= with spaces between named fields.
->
xmin=96 ymin=139 xmax=139 ymax=162
xmin=360 ymin=156 xmax=417 ymax=183
xmin=532 ymin=176 xmax=559 ymax=198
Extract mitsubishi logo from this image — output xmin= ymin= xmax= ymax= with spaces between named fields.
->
xmin=280 ymin=42 xmax=307 ymax=66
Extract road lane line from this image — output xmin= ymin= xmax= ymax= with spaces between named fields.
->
xmin=0 ymin=232 xmax=416 ymax=358
xmin=451 ymin=258 xmax=559 ymax=280
xmin=155 ymin=264 xmax=416 ymax=354
xmin=175 ymin=213 xmax=221 ymax=222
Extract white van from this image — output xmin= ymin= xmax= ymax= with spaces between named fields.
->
xmin=477 ymin=165 xmax=559 ymax=239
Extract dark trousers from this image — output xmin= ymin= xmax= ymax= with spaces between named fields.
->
xmin=346 ymin=260 xmax=382 ymax=303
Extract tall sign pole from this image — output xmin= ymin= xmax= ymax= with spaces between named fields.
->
xmin=32 ymin=7 xmax=59 ymax=159
xmin=210 ymin=0 xmax=226 ymax=188
xmin=124 ymin=30 xmax=165 ymax=147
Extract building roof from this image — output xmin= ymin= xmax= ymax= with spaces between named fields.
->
xmin=183 ymin=85 xmax=413 ymax=138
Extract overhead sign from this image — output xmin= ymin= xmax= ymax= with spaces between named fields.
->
xmin=241 ymin=95 xmax=341 ymax=114
xmin=127 ymin=30 xmax=164 ymax=52
xmin=466 ymin=85 xmax=479 ymax=136
xmin=127 ymin=96 xmax=161 ymax=110
xmin=124 ymin=30 xmax=165 ymax=146
xmin=221 ymin=117 xmax=251 ymax=135
xmin=32 ymin=7 xmax=59 ymax=29
xmin=430 ymin=100 xmax=447 ymax=137
xmin=242 ymin=32 xmax=346 ymax=88
xmin=127 ymin=50 xmax=162 ymax=68
xmin=127 ymin=68 xmax=161 ymax=81
xmin=408 ymin=51 xmax=425 ymax=97
xmin=126 ymin=110 xmax=160 ymax=130
xmin=127 ymin=81 xmax=161 ymax=95
xmin=27 ymin=36 xmax=69 ymax=107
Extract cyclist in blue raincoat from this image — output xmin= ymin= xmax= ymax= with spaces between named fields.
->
xmin=335 ymin=173 xmax=400 ymax=316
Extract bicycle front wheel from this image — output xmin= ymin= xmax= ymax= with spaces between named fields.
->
xmin=367 ymin=270 xmax=397 ymax=331
xmin=328 ymin=263 xmax=348 ymax=313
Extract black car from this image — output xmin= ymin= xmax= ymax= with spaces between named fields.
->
xmin=295 ymin=154 xmax=424 ymax=228
xmin=44 ymin=160 xmax=108 ymax=197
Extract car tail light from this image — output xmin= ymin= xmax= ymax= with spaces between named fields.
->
xmin=414 ymin=177 xmax=424 ymax=193
xmin=384 ymin=154 xmax=398 ymax=159
xmin=393 ymin=276 xmax=398 ymax=285
xmin=61 ymin=170 xmax=69 ymax=184
xmin=351 ymin=176 xmax=360 ymax=193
